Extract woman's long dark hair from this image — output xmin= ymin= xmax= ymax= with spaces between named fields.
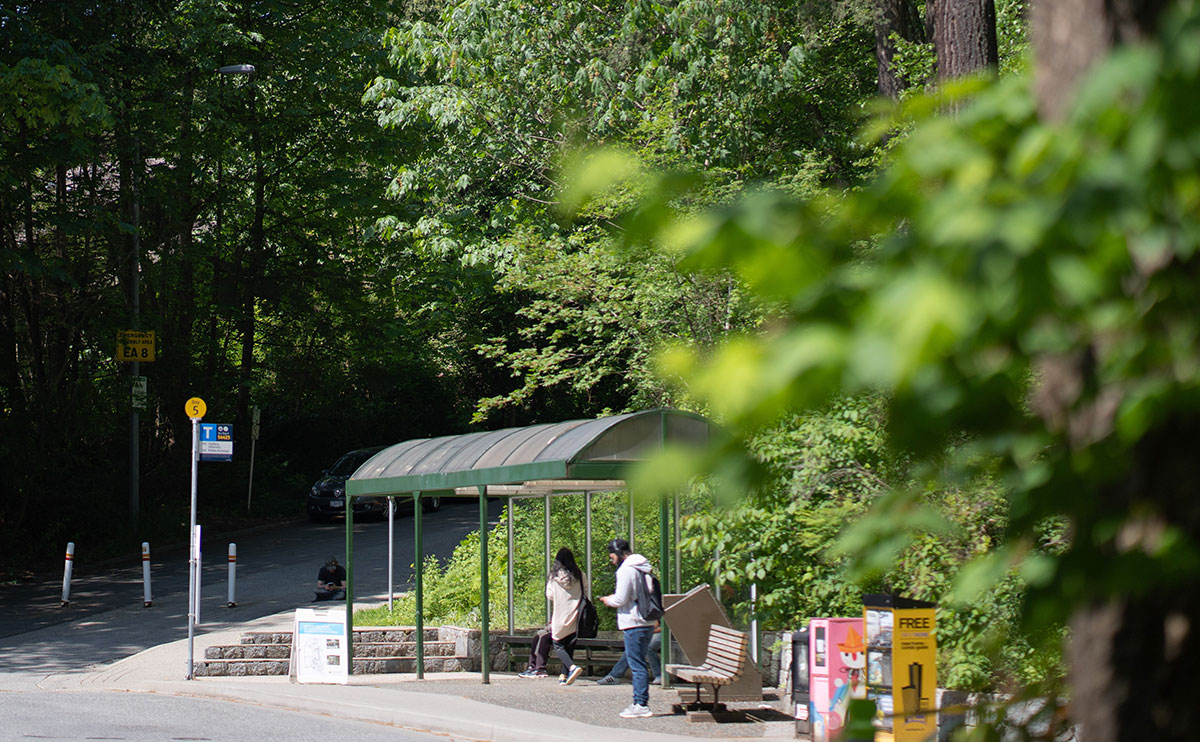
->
xmin=551 ymin=547 xmax=583 ymax=584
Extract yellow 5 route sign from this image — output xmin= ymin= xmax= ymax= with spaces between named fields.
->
xmin=185 ymin=397 xmax=207 ymax=420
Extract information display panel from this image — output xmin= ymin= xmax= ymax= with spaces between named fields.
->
xmin=291 ymin=607 xmax=349 ymax=684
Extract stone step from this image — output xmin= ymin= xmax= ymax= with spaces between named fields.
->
xmin=192 ymin=655 xmax=479 ymax=677
xmin=238 ymin=628 xmax=439 ymax=645
xmin=203 ymin=641 xmax=458 ymax=660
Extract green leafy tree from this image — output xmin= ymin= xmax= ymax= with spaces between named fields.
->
xmin=367 ymin=0 xmax=878 ymax=423
xmin=0 ymin=0 xmax=478 ymax=571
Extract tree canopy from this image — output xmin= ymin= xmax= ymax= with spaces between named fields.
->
xmin=8 ymin=0 xmax=1200 ymax=733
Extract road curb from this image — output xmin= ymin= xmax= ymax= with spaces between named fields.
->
xmin=138 ymin=679 xmax=705 ymax=742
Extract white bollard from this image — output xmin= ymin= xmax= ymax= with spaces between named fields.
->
xmin=142 ymin=542 xmax=153 ymax=607
xmin=60 ymin=542 xmax=75 ymax=607
xmin=226 ymin=543 xmax=236 ymax=608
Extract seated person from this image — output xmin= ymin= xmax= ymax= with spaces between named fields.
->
xmin=595 ymin=621 xmax=662 ymax=684
xmin=314 ymin=556 xmax=346 ymax=601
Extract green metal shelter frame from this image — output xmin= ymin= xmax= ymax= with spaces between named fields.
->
xmin=343 ymin=408 xmax=715 ymax=683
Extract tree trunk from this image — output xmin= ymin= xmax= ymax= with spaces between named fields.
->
xmin=930 ymin=0 xmax=998 ymax=81
xmin=1027 ymin=5 xmax=1188 ymax=739
xmin=1066 ymin=415 xmax=1200 ymax=742
xmin=875 ymin=0 xmax=927 ymax=99
xmin=0 ymin=200 xmax=24 ymax=415
xmin=1030 ymin=0 xmax=1168 ymax=121
xmin=236 ymin=85 xmax=265 ymax=429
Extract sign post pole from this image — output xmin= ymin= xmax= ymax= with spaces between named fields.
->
xmin=117 ymin=329 xmax=155 ymax=531
xmin=184 ymin=397 xmax=206 ymax=680
xmin=247 ymin=406 xmax=260 ymax=511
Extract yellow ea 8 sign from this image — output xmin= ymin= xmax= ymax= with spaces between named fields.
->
xmin=117 ymin=330 xmax=156 ymax=362
xmin=185 ymin=397 xmax=207 ymax=420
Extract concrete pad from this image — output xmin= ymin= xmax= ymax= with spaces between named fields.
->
xmin=22 ymin=606 xmax=795 ymax=741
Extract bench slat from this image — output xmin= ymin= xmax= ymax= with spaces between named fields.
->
xmin=666 ymin=623 xmax=749 ymax=695
xmin=707 ymin=648 xmax=745 ymax=664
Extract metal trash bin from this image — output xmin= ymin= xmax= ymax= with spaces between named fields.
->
xmin=792 ymin=628 xmax=810 ymax=736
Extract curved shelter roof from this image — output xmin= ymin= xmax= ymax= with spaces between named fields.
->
xmin=346 ymin=408 xmax=715 ymax=498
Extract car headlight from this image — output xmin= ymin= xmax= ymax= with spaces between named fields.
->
xmin=310 ymin=486 xmax=319 ymax=496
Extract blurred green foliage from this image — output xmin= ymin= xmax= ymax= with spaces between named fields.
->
xmin=579 ymin=0 xmax=1200 ymax=700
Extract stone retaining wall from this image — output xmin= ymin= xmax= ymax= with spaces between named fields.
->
xmin=193 ymin=624 xmax=511 ymax=677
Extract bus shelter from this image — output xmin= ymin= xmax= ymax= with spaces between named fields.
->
xmin=343 ymin=408 xmax=716 ymax=682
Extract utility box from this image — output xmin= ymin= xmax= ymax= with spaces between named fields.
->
xmin=862 ymin=595 xmax=937 ymax=742
xmin=807 ymin=617 xmax=867 ymax=741
xmin=792 ymin=628 xmax=810 ymax=736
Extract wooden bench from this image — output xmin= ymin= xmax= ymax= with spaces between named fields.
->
xmin=498 ymin=633 xmax=627 ymax=677
xmin=666 ymin=624 xmax=749 ymax=715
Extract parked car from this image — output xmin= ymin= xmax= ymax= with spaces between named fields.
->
xmin=307 ymin=447 xmax=441 ymax=522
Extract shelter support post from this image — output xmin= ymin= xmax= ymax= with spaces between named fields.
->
xmin=674 ymin=493 xmax=681 ymax=592
xmin=544 ymin=494 xmax=551 ymax=620
xmin=584 ymin=492 xmax=592 ymax=592
xmin=660 ymin=493 xmax=671 ymax=688
xmin=479 ymin=485 xmax=490 ymax=683
xmin=628 ymin=491 xmax=635 ymax=550
xmin=713 ymin=487 xmax=721 ymax=604
xmin=387 ymin=497 xmax=394 ymax=610
xmin=415 ymin=491 xmax=424 ymax=679
xmin=346 ymin=497 xmax=355 ymax=674
xmin=507 ymin=497 xmax=514 ymax=635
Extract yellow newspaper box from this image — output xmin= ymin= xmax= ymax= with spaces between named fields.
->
xmin=862 ymin=594 xmax=937 ymax=741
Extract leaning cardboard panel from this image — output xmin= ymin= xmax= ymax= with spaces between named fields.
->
xmin=663 ymin=584 xmax=763 ymax=702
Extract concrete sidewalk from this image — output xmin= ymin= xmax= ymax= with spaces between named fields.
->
xmin=34 ymin=609 xmax=796 ymax=742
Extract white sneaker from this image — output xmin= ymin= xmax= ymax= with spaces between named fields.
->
xmin=619 ymin=703 xmax=653 ymax=718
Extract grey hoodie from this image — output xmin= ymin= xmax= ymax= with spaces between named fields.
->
xmin=609 ymin=553 xmax=656 ymax=630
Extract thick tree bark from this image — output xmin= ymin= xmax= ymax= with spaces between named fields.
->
xmin=166 ymin=70 xmax=199 ymax=449
xmin=1066 ymin=415 xmax=1200 ymax=742
xmin=1028 ymin=6 xmax=1190 ymax=739
xmin=930 ymin=0 xmax=999 ymax=80
xmin=1031 ymin=0 xmax=1169 ymax=120
xmin=0 ymin=202 xmax=23 ymax=415
xmin=874 ymin=0 xmax=927 ymax=98
xmin=236 ymin=86 xmax=266 ymax=429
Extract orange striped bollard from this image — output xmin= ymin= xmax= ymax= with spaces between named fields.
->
xmin=226 ymin=543 xmax=237 ymax=608
xmin=60 ymin=542 xmax=74 ymax=607
xmin=142 ymin=542 xmax=153 ymax=607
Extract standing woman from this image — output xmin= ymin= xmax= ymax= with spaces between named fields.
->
xmin=520 ymin=547 xmax=587 ymax=684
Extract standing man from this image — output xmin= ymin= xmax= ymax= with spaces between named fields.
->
xmin=600 ymin=538 xmax=656 ymax=719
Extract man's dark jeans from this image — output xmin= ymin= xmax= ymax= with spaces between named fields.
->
xmin=608 ymin=631 xmax=661 ymax=681
xmin=623 ymin=625 xmax=654 ymax=706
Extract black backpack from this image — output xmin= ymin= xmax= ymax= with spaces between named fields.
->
xmin=576 ymin=595 xmax=599 ymax=638
xmin=634 ymin=570 xmax=664 ymax=621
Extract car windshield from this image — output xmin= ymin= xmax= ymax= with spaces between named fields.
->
xmin=328 ymin=450 xmax=376 ymax=476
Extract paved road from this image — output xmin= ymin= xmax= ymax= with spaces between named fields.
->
xmin=4 ymin=690 xmax=454 ymax=742
xmin=0 ymin=498 xmax=502 ymax=673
